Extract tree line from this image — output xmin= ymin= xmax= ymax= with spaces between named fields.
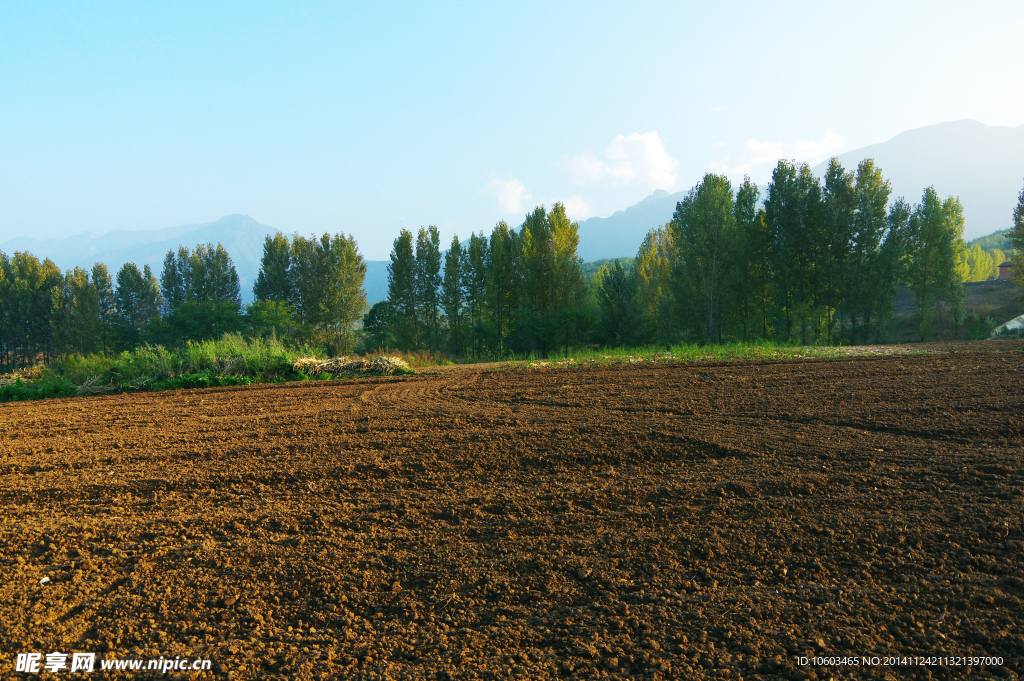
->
xmin=365 ymin=203 xmax=589 ymax=357
xmin=0 ymin=233 xmax=367 ymax=371
xmin=371 ymin=158 xmax=1022 ymax=355
xmin=3 ymin=159 xmax=1021 ymax=371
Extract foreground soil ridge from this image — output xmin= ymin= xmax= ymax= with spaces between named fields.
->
xmin=1 ymin=340 xmax=1022 ymax=680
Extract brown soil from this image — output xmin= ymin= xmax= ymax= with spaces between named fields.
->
xmin=2 ymin=341 xmax=1023 ymax=680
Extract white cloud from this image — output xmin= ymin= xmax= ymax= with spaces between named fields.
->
xmin=566 ymin=131 xmax=678 ymax=190
xmin=560 ymin=195 xmax=595 ymax=221
xmin=708 ymin=156 xmax=754 ymax=177
xmin=481 ymin=178 xmax=533 ymax=213
xmin=707 ymin=131 xmax=845 ymax=177
xmin=745 ymin=131 xmax=844 ymax=166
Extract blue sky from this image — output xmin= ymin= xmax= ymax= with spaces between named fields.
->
xmin=1 ymin=0 xmax=1022 ymax=259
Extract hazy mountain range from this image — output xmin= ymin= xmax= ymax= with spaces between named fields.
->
xmin=577 ymin=119 xmax=1024 ymax=261
xmin=3 ymin=119 xmax=1021 ymax=302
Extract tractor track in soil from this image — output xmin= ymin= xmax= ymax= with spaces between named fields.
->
xmin=1 ymin=340 xmax=1023 ymax=680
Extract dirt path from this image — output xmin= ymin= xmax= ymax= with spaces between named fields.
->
xmin=1 ymin=346 xmax=1022 ymax=680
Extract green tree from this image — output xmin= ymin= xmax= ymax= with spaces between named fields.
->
xmin=321 ymin=233 xmax=367 ymax=354
xmin=847 ymin=159 xmax=891 ymax=343
xmin=160 ymin=247 xmax=187 ymax=314
xmin=253 ymin=232 xmax=294 ymax=302
xmin=161 ymin=243 xmax=241 ymax=311
xmin=442 ymin=235 xmax=466 ymax=355
xmin=672 ymin=173 xmax=737 ymax=343
xmin=3 ymin=252 xmax=62 ymax=368
xmin=92 ymin=263 xmax=114 ymax=354
xmin=943 ymin=197 xmax=968 ymax=336
xmin=191 ymin=243 xmax=241 ymax=305
xmin=519 ymin=206 xmax=553 ymax=349
xmin=114 ymin=263 xmax=162 ymax=348
xmin=764 ymin=161 xmax=823 ymax=343
xmin=732 ymin=177 xmax=767 ymax=341
xmin=821 ymin=159 xmax=854 ymax=343
xmin=157 ymin=243 xmax=242 ymax=343
xmin=291 ymin=233 xmax=366 ymax=354
xmin=50 ymin=267 xmax=102 ymax=356
xmin=547 ymin=202 xmax=588 ymax=355
xmin=486 ymin=221 xmax=519 ymax=357
xmin=907 ymin=188 xmax=966 ymax=341
xmin=514 ymin=203 xmax=586 ymax=354
xmin=414 ymin=226 xmax=442 ymax=350
xmin=387 ymin=229 xmax=417 ymax=350
xmin=290 ymin=234 xmax=321 ymax=327
xmin=463 ymin=232 xmax=489 ymax=357
xmin=0 ymin=251 xmax=10 ymax=370
xmin=962 ymin=244 xmax=994 ymax=282
xmin=596 ymin=260 xmax=638 ymax=346
xmin=362 ymin=301 xmax=396 ymax=351
xmin=1011 ymin=179 xmax=1024 ymax=287
xmin=245 ymin=300 xmax=299 ymax=339
xmin=633 ymin=225 xmax=676 ymax=346
xmin=865 ymin=198 xmax=912 ymax=342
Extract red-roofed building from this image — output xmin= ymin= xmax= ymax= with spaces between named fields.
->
xmin=997 ymin=261 xmax=1015 ymax=281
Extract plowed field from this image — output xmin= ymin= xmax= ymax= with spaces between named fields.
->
xmin=2 ymin=342 xmax=1023 ymax=681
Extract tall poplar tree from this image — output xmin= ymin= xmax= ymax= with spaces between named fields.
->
xmin=848 ymin=159 xmax=891 ymax=342
xmin=547 ymin=202 xmax=587 ymax=355
xmin=387 ymin=229 xmax=417 ymax=349
xmin=291 ymin=233 xmax=366 ymax=353
xmin=50 ymin=267 xmax=101 ymax=356
xmin=672 ymin=173 xmax=737 ymax=343
xmin=864 ymin=198 xmax=912 ymax=341
xmin=114 ymin=263 xmax=162 ymax=348
xmin=92 ymin=263 xmax=114 ymax=355
xmin=486 ymin=221 xmax=518 ymax=357
xmin=442 ymin=235 xmax=466 ymax=355
xmin=463 ymin=232 xmax=489 ymax=357
xmin=634 ymin=226 xmax=676 ymax=346
xmin=4 ymin=252 xmax=62 ymax=367
xmin=414 ymin=226 xmax=442 ymax=350
xmin=160 ymin=247 xmax=188 ymax=314
xmin=253 ymin=232 xmax=294 ymax=302
xmin=1010 ymin=179 xmax=1024 ymax=286
xmin=733 ymin=177 xmax=766 ymax=341
xmin=520 ymin=206 xmax=553 ymax=345
xmin=318 ymin=233 xmax=367 ymax=354
xmin=821 ymin=159 xmax=854 ymax=342
xmin=907 ymin=188 xmax=965 ymax=340
xmin=596 ymin=260 xmax=637 ymax=346
xmin=764 ymin=161 xmax=823 ymax=343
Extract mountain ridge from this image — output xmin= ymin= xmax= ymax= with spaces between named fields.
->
xmin=577 ymin=119 xmax=1024 ymax=261
xmin=5 ymin=119 xmax=1022 ymax=300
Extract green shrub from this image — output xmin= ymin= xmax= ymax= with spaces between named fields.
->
xmin=0 ymin=377 xmax=77 ymax=402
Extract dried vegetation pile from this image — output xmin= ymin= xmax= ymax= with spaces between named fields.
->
xmin=292 ymin=356 xmax=413 ymax=378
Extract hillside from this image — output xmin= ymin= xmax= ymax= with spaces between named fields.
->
xmin=888 ymin=280 xmax=1023 ymax=341
xmin=811 ymin=120 xmax=1024 ymax=241
xmin=576 ymin=189 xmax=683 ymax=261
xmin=969 ymin=228 xmax=1014 ymax=252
